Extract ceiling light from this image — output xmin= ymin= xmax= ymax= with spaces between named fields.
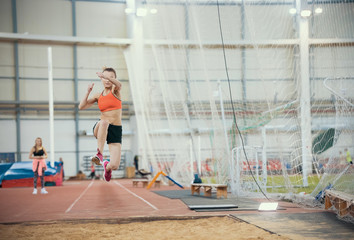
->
xmin=315 ymin=7 xmax=323 ymax=14
xmin=300 ymin=9 xmax=312 ymax=17
xmin=289 ymin=8 xmax=297 ymax=15
xmin=150 ymin=8 xmax=158 ymax=14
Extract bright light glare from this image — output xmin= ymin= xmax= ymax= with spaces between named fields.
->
xmin=301 ymin=10 xmax=312 ymax=17
xmin=125 ymin=8 xmax=134 ymax=14
xmin=136 ymin=8 xmax=147 ymax=17
xmin=289 ymin=8 xmax=297 ymax=15
xmin=258 ymin=202 xmax=278 ymax=211
xmin=315 ymin=8 xmax=323 ymax=14
xmin=150 ymin=8 xmax=158 ymax=14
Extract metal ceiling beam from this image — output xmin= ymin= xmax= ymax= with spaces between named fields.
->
xmin=1 ymin=32 xmax=353 ymax=46
xmin=143 ymin=0 xmax=354 ymax=6
xmin=0 ymin=32 xmax=132 ymax=45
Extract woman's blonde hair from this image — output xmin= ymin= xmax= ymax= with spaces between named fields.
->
xmin=33 ymin=137 xmax=42 ymax=151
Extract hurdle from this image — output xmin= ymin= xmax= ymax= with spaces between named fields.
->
xmin=146 ymin=171 xmax=184 ymax=189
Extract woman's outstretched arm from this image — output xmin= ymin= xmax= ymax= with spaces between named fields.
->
xmin=79 ymin=83 xmax=99 ymax=110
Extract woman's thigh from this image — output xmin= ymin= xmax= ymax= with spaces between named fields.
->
xmin=93 ymin=120 xmax=109 ymax=138
xmin=108 ymin=143 xmax=122 ymax=167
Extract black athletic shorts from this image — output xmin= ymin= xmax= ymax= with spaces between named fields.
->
xmin=93 ymin=122 xmax=122 ymax=144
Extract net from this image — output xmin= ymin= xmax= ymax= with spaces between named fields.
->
xmin=124 ymin=0 xmax=354 ymax=219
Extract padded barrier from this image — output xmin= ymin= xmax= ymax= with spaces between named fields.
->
xmin=1 ymin=161 xmax=63 ymax=188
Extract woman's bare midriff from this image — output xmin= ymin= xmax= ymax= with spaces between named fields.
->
xmin=100 ymin=109 xmax=122 ymax=126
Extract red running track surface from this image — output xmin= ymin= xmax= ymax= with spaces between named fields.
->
xmin=0 ymin=178 xmax=326 ymax=224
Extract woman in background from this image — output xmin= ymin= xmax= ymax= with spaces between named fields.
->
xmin=79 ymin=67 xmax=123 ymax=182
xmin=29 ymin=137 xmax=48 ymax=194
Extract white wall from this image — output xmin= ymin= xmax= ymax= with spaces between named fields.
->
xmin=0 ymin=0 xmax=13 ymax=33
xmin=244 ymin=5 xmax=294 ymax=40
xmin=143 ymin=4 xmax=186 ymax=40
xmin=76 ymin=1 xmax=126 ymax=38
xmin=17 ymin=0 xmax=72 ymax=36
xmin=310 ymin=3 xmax=354 ymax=38
xmin=0 ymin=120 xmax=17 ymax=153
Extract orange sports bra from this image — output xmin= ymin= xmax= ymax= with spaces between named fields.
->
xmin=97 ymin=91 xmax=122 ymax=112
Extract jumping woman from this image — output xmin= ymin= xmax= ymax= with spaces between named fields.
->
xmin=79 ymin=67 xmax=123 ymax=182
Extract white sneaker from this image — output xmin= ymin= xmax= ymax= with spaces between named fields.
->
xmin=32 ymin=189 xmax=37 ymax=195
xmin=41 ymin=188 xmax=48 ymax=194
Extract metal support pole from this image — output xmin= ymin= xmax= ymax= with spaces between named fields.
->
xmin=72 ymin=0 xmax=80 ymax=174
xmin=184 ymin=3 xmax=191 ymax=102
xmin=236 ymin=147 xmax=241 ymax=196
xmin=241 ymin=0 xmax=248 ymax=145
xmin=126 ymin=0 xmax=148 ymax=169
xmin=125 ymin=0 xmax=138 ymax=159
xmin=190 ymin=138 xmax=194 ymax=179
xmin=230 ymin=147 xmax=236 ymax=194
xmin=255 ymin=149 xmax=259 ymax=183
xmin=297 ymin=0 xmax=312 ymax=186
xmin=184 ymin=2 xmax=199 ymax=174
xmin=198 ymin=135 xmax=201 ymax=175
xmin=48 ymin=47 xmax=55 ymax=167
xmin=12 ymin=0 xmax=21 ymax=162
xmin=262 ymin=127 xmax=267 ymax=188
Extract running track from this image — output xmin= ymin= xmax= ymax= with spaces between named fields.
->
xmin=0 ymin=179 xmax=205 ymax=223
xmin=0 ymin=179 xmax=326 ymax=224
